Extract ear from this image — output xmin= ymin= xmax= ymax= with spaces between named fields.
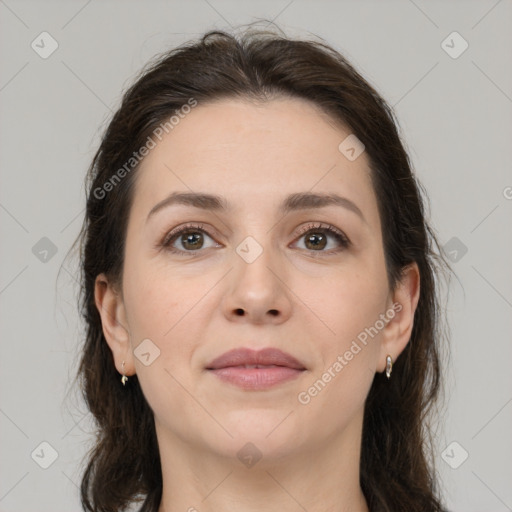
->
xmin=378 ymin=262 xmax=420 ymax=373
xmin=94 ymin=273 xmax=135 ymax=377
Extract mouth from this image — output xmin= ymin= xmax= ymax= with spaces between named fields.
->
xmin=205 ymin=348 xmax=307 ymax=390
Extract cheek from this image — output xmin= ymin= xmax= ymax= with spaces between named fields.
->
xmin=122 ymin=257 xmax=222 ymax=374
xmin=297 ymin=262 xmax=389 ymax=344
xmin=294 ymin=272 xmax=387 ymax=428
xmin=123 ymin=250 xmax=198 ymax=336
xmin=121 ymin=265 xmax=208 ymax=427
xmin=290 ymin=261 xmax=389 ymax=411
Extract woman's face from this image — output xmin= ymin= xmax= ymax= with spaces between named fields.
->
xmin=98 ymin=97 xmax=417 ymax=465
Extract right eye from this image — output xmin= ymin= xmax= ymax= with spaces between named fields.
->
xmin=161 ymin=224 xmax=222 ymax=255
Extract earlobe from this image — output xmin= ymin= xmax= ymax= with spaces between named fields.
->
xmin=379 ymin=262 xmax=421 ymax=372
xmin=94 ymin=273 xmax=135 ymax=376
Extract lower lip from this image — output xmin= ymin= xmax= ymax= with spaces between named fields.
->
xmin=208 ymin=367 xmax=304 ymax=390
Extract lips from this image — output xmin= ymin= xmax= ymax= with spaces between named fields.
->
xmin=206 ymin=348 xmax=307 ymax=390
xmin=205 ymin=347 xmax=306 ymax=371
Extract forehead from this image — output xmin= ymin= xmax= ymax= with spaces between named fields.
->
xmin=131 ymin=96 xmax=378 ymax=222
xmin=140 ymin=96 xmax=354 ymax=168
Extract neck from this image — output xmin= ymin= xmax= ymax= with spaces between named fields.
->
xmin=156 ymin=409 xmax=369 ymax=512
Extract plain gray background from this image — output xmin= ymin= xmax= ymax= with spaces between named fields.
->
xmin=1 ymin=1 xmax=511 ymax=511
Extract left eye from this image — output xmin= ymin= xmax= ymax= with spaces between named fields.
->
xmin=293 ymin=225 xmax=350 ymax=252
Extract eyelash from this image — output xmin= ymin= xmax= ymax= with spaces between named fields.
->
xmin=160 ymin=222 xmax=351 ymax=257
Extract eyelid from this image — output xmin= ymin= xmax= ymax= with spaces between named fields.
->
xmin=291 ymin=222 xmax=351 ymax=253
xmin=161 ymin=222 xmax=208 ymax=246
xmin=294 ymin=222 xmax=350 ymax=243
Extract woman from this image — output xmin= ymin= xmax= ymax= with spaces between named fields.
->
xmin=73 ymin=25 xmax=450 ymax=512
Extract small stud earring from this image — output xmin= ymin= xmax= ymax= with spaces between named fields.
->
xmin=121 ymin=361 xmax=128 ymax=386
xmin=385 ymin=354 xmax=393 ymax=379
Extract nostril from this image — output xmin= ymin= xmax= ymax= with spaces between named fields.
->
xmin=268 ymin=309 xmax=279 ymax=316
xmin=235 ymin=308 xmax=245 ymax=316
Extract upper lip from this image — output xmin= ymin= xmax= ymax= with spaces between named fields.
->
xmin=206 ymin=348 xmax=306 ymax=370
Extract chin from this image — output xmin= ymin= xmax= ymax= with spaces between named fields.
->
xmin=211 ymin=409 xmax=304 ymax=458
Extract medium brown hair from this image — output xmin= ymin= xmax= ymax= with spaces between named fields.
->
xmin=71 ymin=25 xmax=451 ymax=512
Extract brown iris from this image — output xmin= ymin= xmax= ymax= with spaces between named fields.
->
xmin=304 ymin=231 xmax=327 ymax=250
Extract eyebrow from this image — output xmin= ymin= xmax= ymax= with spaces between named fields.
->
xmin=146 ymin=191 xmax=366 ymax=223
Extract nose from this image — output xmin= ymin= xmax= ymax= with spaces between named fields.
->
xmin=222 ymin=242 xmax=293 ymax=325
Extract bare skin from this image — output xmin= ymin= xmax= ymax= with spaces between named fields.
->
xmin=95 ymin=97 xmax=420 ymax=512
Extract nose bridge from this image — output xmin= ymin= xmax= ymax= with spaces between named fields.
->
xmin=224 ymin=231 xmax=292 ymax=322
xmin=233 ymin=233 xmax=280 ymax=294
xmin=229 ymin=206 xmax=277 ymax=272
